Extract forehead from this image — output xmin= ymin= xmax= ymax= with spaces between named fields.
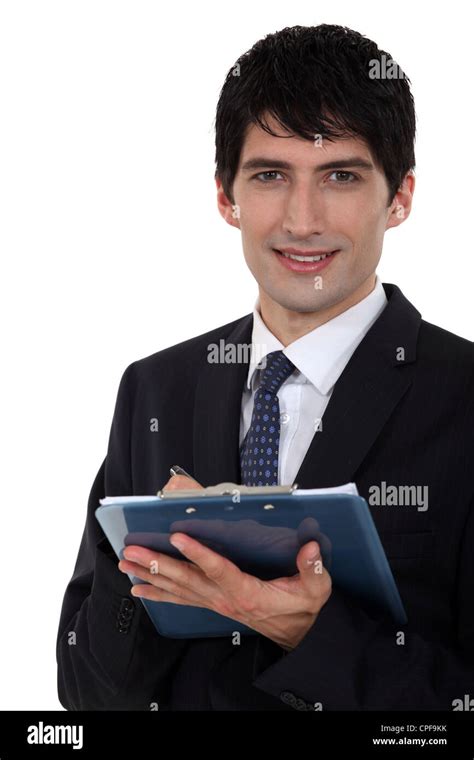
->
xmin=238 ymin=114 xmax=374 ymax=169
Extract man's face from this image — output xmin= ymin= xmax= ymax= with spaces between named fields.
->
xmin=218 ymin=115 xmax=411 ymax=315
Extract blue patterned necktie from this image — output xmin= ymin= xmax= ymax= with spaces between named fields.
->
xmin=240 ymin=350 xmax=296 ymax=486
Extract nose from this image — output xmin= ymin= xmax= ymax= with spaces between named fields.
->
xmin=282 ymin=182 xmax=326 ymax=239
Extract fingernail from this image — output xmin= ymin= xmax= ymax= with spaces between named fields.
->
xmin=169 ymin=535 xmax=186 ymax=551
xmin=306 ymin=543 xmax=319 ymax=563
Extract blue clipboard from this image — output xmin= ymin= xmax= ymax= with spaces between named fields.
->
xmin=95 ymin=481 xmax=407 ymax=638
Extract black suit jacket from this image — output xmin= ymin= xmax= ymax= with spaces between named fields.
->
xmin=56 ymin=283 xmax=474 ymax=711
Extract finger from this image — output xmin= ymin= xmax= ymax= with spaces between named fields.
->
xmin=299 ymin=541 xmax=323 ymax=577
xmin=162 ymin=474 xmax=204 ymax=491
xmin=123 ymin=545 xmax=183 ymax=570
xmin=297 ymin=541 xmax=332 ymax=598
xmin=122 ymin=546 xmax=217 ymax=598
xmin=296 ymin=519 xmax=332 ymax=561
xmin=118 ymin=559 xmax=210 ymax=605
xmin=169 ymin=532 xmax=242 ymax=594
xmin=131 ymin=583 xmax=208 ymax=607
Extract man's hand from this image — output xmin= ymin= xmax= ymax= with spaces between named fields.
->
xmin=118 ymin=473 xmax=332 ymax=650
xmin=162 ymin=473 xmax=204 ymax=491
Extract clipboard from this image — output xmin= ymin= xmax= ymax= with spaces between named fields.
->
xmin=95 ymin=481 xmax=407 ymax=638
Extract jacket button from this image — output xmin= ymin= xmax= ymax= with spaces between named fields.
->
xmin=280 ymin=691 xmax=313 ymax=711
xmin=280 ymin=691 xmax=297 ymax=707
xmin=116 ymin=597 xmax=135 ymax=633
xmin=295 ymin=697 xmax=312 ymax=711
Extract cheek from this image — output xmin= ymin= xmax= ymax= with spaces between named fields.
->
xmin=329 ymin=197 xmax=381 ymax=241
xmin=240 ymin=199 xmax=279 ymax=241
xmin=328 ymin=203 xmax=362 ymax=240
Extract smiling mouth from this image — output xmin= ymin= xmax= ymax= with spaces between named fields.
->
xmin=274 ymin=249 xmax=338 ymax=262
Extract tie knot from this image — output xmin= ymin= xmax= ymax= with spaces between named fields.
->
xmin=258 ymin=350 xmax=296 ymax=394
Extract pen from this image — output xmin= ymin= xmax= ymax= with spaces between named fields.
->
xmin=169 ymin=464 xmax=194 ymax=479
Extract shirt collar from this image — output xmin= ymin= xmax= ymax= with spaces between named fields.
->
xmin=246 ymin=275 xmax=388 ymax=395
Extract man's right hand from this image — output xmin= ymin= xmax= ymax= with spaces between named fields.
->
xmin=162 ymin=473 xmax=204 ymax=491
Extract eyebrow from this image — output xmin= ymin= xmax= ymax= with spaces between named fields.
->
xmin=241 ymin=156 xmax=375 ymax=173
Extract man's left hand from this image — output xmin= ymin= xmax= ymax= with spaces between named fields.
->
xmin=119 ymin=538 xmax=331 ymax=651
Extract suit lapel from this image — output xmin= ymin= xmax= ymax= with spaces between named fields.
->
xmin=193 ymin=315 xmax=253 ymax=486
xmin=295 ymin=283 xmax=421 ymax=487
xmin=193 ymin=284 xmax=422 ymax=489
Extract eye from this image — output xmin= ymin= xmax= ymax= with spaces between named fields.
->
xmin=252 ymin=171 xmax=284 ymax=183
xmin=328 ymin=171 xmax=358 ymax=184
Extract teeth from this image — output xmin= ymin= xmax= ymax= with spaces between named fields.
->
xmin=281 ymin=251 xmax=334 ymax=262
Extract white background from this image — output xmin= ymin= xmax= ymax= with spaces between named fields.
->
xmin=0 ymin=0 xmax=472 ymax=709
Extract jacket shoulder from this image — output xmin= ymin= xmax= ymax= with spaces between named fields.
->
xmin=121 ymin=313 xmax=252 ymax=385
xmin=418 ymin=318 xmax=474 ymax=366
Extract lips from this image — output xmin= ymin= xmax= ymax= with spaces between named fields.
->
xmin=276 ymin=249 xmax=337 ymax=262
xmin=273 ymin=248 xmax=340 ymax=273
xmin=278 ymin=247 xmax=336 ymax=256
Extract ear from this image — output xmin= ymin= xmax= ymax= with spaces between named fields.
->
xmin=216 ymin=177 xmax=241 ymax=230
xmin=385 ymin=171 xmax=415 ymax=231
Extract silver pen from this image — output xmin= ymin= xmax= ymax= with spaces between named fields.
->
xmin=169 ymin=464 xmax=194 ymax=479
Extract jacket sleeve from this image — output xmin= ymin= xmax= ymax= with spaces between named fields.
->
xmin=56 ymin=364 xmax=190 ymax=710
xmin=251 ymin=499 xmax=474 ymax=711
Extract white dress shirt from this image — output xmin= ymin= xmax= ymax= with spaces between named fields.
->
xmin=239 ymin=275 xmax=388 ymax=485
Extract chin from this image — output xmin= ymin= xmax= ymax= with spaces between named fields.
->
xmin=265 ymin=289 xmax=337 ymax=314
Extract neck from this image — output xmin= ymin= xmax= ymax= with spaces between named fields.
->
xmin=258 ymin=274 xmax=377 ymax=346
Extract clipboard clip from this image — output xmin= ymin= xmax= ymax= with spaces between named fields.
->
xmin=156 ymin=481 xmax=299 ymax=499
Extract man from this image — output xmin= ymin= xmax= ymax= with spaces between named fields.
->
xmin=56 ymin=24 xmax=474 ymax=711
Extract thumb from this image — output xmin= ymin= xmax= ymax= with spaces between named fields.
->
xmin=297 ymin=541 xmax=324 ymax=584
